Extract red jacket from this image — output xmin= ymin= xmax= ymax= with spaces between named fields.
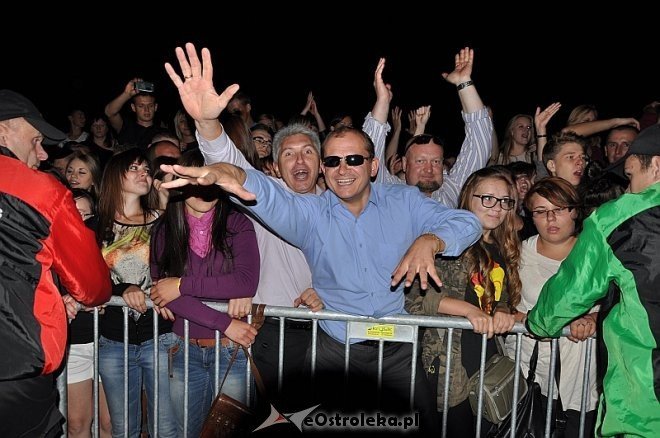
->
xmin=0 ymin=151 xmax=111 ymax=379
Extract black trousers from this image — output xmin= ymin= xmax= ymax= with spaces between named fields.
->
xmin=0 ymin=374 xmax=63 ymax=437
xmin=252 ymin=317 xmax=313 ymax=411
xmin=305 ymin=330 xmax=439 ymax=435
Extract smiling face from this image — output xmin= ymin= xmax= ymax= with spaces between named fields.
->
xmin=321 ymin=131 xmax=378 ymax=216
xmin=274 ymin=133 xmax=321 ymax=194
xmin=529 ymin=193 xmax=577 ymax=244
xmin=122 ymin=160 xmax=152 ymax=196
xmin=469 ymin=178 xmax=512 ymax=238
xmin=66 ymin=158 xmax=94 ymax=190
xmin=403 ymin=141 xmax=444 ymax=196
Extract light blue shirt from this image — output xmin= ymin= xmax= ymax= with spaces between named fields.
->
xmin=243 ymin=169 xmax=481 ymax=342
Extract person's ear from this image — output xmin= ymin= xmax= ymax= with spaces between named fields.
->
xmin=130 ymin=103 xmax=136 ymax=113
xmin=651 ymin=156 xmax=660 ymax=180
xmin=370 ymin=157 xmax=379 ymax=177
xmin=546 ymin=159 xmax=556 ymax=175
xmin=401 ymin=156 xmax=407 ymax=173
xmin=273 ymin=162 xmax=282 ymax=179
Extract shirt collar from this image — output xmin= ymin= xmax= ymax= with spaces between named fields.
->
xmin=185 ymin=208 xmax=215 ymax=228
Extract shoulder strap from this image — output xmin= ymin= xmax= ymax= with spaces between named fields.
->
xmin=218 ymin=303 xmax=268 ymax=396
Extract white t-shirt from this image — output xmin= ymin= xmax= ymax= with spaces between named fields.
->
xmin=505 ymin=235 xmax=599 ymax=411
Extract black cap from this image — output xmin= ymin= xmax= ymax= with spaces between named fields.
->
xmin=602 ymin=125 xmax=660 ymax=181
xmin=0 ymin=89 xmax=65 ymax=145
xmin=627 ymin=124 xmax=660 ymax=157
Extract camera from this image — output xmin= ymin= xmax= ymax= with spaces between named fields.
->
xmin=134 ymin=80 xmax=154 ymax=93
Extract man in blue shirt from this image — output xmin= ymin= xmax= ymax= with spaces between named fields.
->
xmin=162 ymin=43 xmax=482 ymax=430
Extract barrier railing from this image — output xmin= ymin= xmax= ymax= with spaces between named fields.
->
xmin=59 ymin=296 xmax=595 ymax=437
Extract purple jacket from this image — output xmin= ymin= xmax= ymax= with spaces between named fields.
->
xmin=150 ymin=210 xmax=260 ymax=337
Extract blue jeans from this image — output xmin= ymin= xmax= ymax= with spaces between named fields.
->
xmin=98 ymin=333 xmax=177 ymax=438
xmin=169 ymin=335 xmax=248 ymax=438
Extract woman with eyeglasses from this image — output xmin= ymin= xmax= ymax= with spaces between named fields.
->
xmin=406 ymin=166 xmax=521 ymax=435
xmin=505 ymin=177 xmax=598 ymax=437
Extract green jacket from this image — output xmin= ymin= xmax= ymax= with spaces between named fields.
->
xmin=528 ymin=183 xmax=660 ymax=437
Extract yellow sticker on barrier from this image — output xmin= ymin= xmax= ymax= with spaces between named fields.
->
xmin=366 ymin=324 xmax=395 ymax=338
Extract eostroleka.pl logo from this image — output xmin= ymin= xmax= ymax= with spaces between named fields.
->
xmin=253 ymin=404 xmax=419 ymax=433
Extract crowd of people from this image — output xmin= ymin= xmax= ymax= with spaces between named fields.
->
xmin=1 ymin=41 xmax=659 ymax=437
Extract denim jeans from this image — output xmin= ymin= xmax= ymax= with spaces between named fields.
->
xmin=169 ymin=335 xmax=248 ymax=438
xmin=98 ymin=333 xmax=177 ymax=438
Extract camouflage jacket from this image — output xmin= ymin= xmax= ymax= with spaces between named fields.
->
xmin=405 ymin=255 xmax=510 ymax=410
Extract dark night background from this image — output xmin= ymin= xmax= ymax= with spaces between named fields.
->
xmin=2 ymin=12 xmax=656 ymax=157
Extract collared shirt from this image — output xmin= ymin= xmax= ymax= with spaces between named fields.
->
xmin=186 ymin=209 xmax=214 ymax=258
xmin=242 ymin=169 xmax=481 ymax=342
xmin=367 ymin=107 xmax=493 ymax=208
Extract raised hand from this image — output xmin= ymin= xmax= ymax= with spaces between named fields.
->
xmin=301 ymin=91 xmax=314 ymax=115
xmin=414 ymin=105 xmax=432 ymax=135
xmin=371 ymin=58 xmax=392 ymax=123
xmin=407 ymin=110 xmax=417 ymax=135
xmin=374 ymin=58 xmax=392 ymax=104
xmin=391 ymin=106 xmax=402 ymax=132
xmin=534 ymin=102 xmax=562 ymax=132
xmin=164 ymin=42 xmax=240 ymax=123
xmin=442 ymin=47 xmax=474 ymax=86
xmin=160 ymin=162 xmax=256 ymax=201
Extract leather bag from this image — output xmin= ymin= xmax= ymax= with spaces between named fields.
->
xmin=468 ymin=336 xmax=528 ymax=425
xmin=200 ymin=304 xmax=267 ymax=438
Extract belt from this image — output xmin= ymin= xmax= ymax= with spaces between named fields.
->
xmin=188 ymin=337 xmax=232 ymax=348
xmin=354 ymin=339 xmax=383 ymax=348
xmin=265 ymin=316 xmax=312 ymax=330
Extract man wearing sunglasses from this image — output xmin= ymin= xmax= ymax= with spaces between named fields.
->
xmin=164 ymin=43 xmax=482 ymax=430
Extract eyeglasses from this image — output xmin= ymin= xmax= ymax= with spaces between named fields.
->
xmin=531 ymin=206 xmax=574 ymax=219
xmin=472 ymin=194 xmax=516 ymax=210
xmin=322 ymin=154 xmax=372 ymax=168
xmin=252 ymin=137 xmax=272 ymax=147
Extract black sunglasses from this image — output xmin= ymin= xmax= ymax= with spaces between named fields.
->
xmin=322 ymin=154 xmax=372 ymax=168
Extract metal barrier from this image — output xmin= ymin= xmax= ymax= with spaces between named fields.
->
xmin=59 ymin=296 xmax=596 ymax=437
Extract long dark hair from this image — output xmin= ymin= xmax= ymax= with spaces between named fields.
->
xmin=97 ymin=148 xmax=155 ymax=245
xmin=153 ymin=150 xmax=234 ymax=277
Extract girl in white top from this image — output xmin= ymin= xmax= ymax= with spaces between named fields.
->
xmin=505 ymin=177 xmax=598 ymax=437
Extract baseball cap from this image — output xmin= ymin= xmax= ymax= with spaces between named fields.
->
xmin=602 ymin=125 xmax=660 ymax=180
xmin=627 ymin=124 xmax=660 ymax=157
xmin=0 ymin=89 xmax=65 ymax=145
